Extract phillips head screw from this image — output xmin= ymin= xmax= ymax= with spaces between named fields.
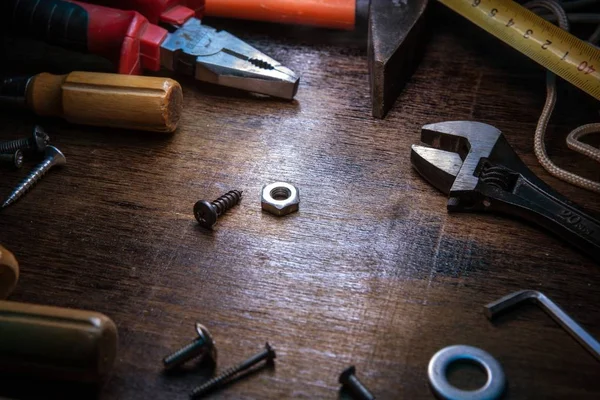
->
xmin=2 ymin=146 xmax=66 ymax=209
xmin=0 ymin=150 xmax=24 ymax=170
xmin=189 ymin=342 xmax=276 ymax=398
xmin=339 ymin=366 xmax=375 ymax=400
xmin=0 ymin=126 xmax=50 ymax=155
xmin=163 ymin=323 xmax=217 ymax=369
xmin=194 ymin=190 xmax=243 ymax=229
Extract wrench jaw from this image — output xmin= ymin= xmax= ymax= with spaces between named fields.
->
xmin=413 ymin=121 xmax=600 ymax=261
xmin=413 ymin=121 xmax=505 ymax=212
xmin=410 ymin=145 xmax=461 ymax=195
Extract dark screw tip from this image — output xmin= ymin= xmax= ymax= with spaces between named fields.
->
xmin=194 ymin=200 xmax=218 ymax=228
xmin=339 ymin=366 xmax=356 ymax=385
xmin=189 ymin=342 xmax=274 ymax=399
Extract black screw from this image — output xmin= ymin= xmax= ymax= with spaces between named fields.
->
xmin=339 ymin=366 xmax=375 ymax=400
xmin=0 ymin=126 xmax=50 ymax=155
xmin=194 ymin=190 xmax=243 ymax=229
xmin=163 ymin=323 xmax=217 ymax=369
xmin=189 ymin=342 xmax=276 ymax=398
xmin=0 ymin=150 xmax=23 ymax=170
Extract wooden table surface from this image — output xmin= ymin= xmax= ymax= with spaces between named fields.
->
xmin=1 ymin=7 xmax=599 ymax=400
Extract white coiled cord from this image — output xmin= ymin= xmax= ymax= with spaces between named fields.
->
xmin=526 ymin=0 xmax=600 ymax=193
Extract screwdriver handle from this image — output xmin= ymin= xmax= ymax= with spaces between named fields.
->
xmin=0 ymin=245 xmax=19 ymax=300
xmin=0 ymin=300 xmax=118 ymax=383
xmin=1 ymin=0 xmax=88 ymax=53
xmin=27 ymin=72 xmax=183 ymax=133
xmin=3 ymin=0 xmax=167 ymax=75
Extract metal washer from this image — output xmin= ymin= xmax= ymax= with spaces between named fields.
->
xmin=428 ymin=345 xmax=506 ymax=400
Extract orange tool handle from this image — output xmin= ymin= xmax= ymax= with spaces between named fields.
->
xmin=204 ymin=0 xmax=356 ymax=30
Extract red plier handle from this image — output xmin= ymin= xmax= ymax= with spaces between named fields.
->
xmin=3 ymin=0 xmax=204 ymax=75
xmin=79 ymin=0 xmax=205 ymax=25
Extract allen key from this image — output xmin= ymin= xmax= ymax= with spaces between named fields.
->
xmin=485 ymin=290 xmax=600 ymax=362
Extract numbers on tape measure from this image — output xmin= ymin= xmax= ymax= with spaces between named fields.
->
xmin=456 ymin=0 xmax=600 ymax=86
xmin=578 ymin=61 xmax=595 ymax=74
xmin=542 ymin=40 xmax=552 ymax=50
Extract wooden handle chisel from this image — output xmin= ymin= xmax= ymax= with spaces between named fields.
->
xmin=1 ymin=71 xmax=183 ymax=133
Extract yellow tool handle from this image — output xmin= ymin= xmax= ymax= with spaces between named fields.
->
xmin=438 ymin=0 xmax=600 ymax=100
xmin=27 ymin=72 xmax=183 ymax=133
xmin=0 ymin=300 xmax=118 ymax=383
xmin=0 ymin=245 xmax=19 ymax=300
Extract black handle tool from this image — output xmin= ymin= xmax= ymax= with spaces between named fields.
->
xmin=411 ymin=121 xmax=600 ymax=263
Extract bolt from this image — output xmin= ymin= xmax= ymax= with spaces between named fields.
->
xmin=194 ymin=190 xmax=243 ymax=228
xmin=2 ymin=146 xmax=66 ymax=209
xmin=0 ymin=126 xmax=50 ymax=155
xmin=189 ymin=342 xmax=276 ymax=398
xmin=163 ymin=323 xmax=217 ymax=369
xmin=339 ymin=366 xmax=375 ymax=400
xmin=0 ymin=150 xmax=23 ymax=170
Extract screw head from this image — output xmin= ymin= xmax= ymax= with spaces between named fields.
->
xmin=45 ymin=146 xmax=67 ymax=166
xmin=33 ymin=126 xmax=51 ymax=152
xmin=265 ymin=342 xmax=276 ymax=361
xmin=196 ymin=322 xmax=218 ymax=363
xmin=194 ymin=200 xmax=218 ymax=228
xmin=13 ymin=150 xmax=23 ymax=169
xmin=339 ymin=366 xmax=356 ymax=385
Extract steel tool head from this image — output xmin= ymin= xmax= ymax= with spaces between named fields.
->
xmin=161 ymin=19 xmax=299 ymax=99
xmin=369 ymin=0 xmax=429 ymax=118
xmin=411 ymin=121 xmax=503 ymax=195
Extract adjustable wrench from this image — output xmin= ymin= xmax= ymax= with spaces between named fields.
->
xmin=411 ymin=121 xmax=600 ymax=263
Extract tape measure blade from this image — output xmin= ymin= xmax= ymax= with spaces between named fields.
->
xmin=438 ymin=0 xmax=600 ymax=101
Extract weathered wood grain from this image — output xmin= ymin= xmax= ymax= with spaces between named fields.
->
xmin=0 ymin=8 xmax=599 ymax=399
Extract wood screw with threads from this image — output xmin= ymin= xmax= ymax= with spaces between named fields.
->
xmin=193 ymin=190 xmax=243 ymax=229
xmin=0 ymin=126 xmax=50 ymax=155
xmin=2 ymin=146 xmax=65 ymax=209
xmin=189 ymin=343 xmax=275 ymax=398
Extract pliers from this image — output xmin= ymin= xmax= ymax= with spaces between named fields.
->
xmin=411 ymin=121 xmax=600 ymax=263
xmin=2 ymin=0 xmax=299 ymax=99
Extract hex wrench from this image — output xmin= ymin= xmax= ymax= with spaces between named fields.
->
xmin=485 ymin=290 xmax=600 ymax=362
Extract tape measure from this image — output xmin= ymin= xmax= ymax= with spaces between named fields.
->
xmin=438 ymin=0 xmax=600 ymax=100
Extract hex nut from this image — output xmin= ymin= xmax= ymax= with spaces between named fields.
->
xmin=261 ymin=182 xmax=299 ymax=216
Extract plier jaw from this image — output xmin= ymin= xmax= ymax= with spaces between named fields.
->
xmin=4 ymin=0 xmax=299 ymax=99
xmin=160 ymin=19 xmax=300 ymax=99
